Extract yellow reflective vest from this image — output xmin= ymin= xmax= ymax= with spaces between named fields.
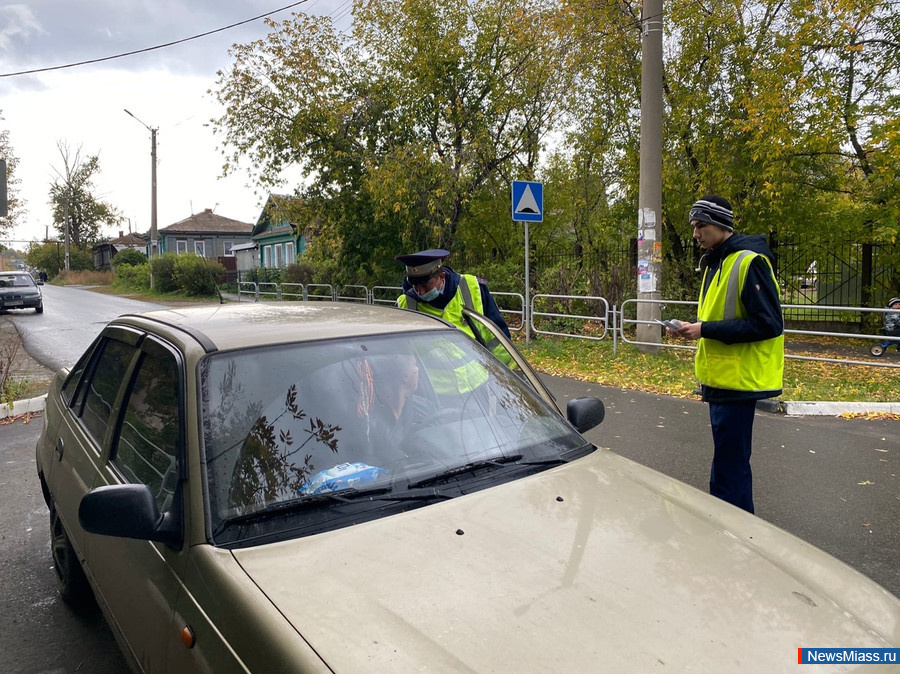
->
xmin=398 ymin=275 xmax=511 ymax=392
xmin=695 ymin=250 xmax=784 ymax=392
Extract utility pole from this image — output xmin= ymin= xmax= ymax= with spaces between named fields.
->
xmin=636 ymin=0 xmax=664 ymax=352
xmin=64 ymin=194 xmax=70 ymax=271
xmin=125 ymin=109 xmax=158 ymax=287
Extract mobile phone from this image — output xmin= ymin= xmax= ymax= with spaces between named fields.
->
xmin=656 ymin=319 xmax=683 ymax=330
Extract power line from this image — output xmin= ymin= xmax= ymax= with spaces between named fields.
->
xmin=0 ymin=0 xmax=312 ymax=78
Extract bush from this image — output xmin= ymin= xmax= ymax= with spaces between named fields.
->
xmin=112 ymin=248 xmax=148 ymax=268
xmin=172 ymin=255 xmax=226 ymax=296
xmin=150 ymin=253 xmax=178 ymax=293
xmin=114 ymin=262 xmax=151 ymax=291
xmin=283 ymin=262 xmax=315 ymax=285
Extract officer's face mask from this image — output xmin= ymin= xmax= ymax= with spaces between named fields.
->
xmin=415 ymin=276 xmax=443 ymax=302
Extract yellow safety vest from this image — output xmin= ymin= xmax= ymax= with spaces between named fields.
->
xmin=398 ymin=275 xmax=510 ymax=392
xmin=695 ymin=250 xmax=784 ymax=392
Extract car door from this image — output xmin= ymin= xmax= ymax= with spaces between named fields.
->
xmin=82 ymin=335 xmax=191 ymax=672
xmin=46 ymin=327 xmax=142 ymax=559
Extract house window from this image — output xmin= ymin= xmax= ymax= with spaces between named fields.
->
xmin=274 ymin=244 xmax=283 ymax=269
xmin=285 ymin=241 xmax=295 ymax=265
xmin=223 ymin=240 xmax=235 ymax=257
xmin=176 ymin=240 xmax=188 ymax=254
xmin=263 ymin=245 xmax=272 ymax=268
xmin=194 ymin=240 xmax=206 ymax=257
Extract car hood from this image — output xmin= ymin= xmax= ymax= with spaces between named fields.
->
xmin=232 ymin=450 xmax=900 ymax=672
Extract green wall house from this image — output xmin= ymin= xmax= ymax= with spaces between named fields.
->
xmin=251 ymin=194 xmax=306 ymax=269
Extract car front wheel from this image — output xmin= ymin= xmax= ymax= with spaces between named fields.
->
xmin=50 ymin=506 xmax=91 ymax=605
xmin=35 ymin=303 xmax=43 ymax=314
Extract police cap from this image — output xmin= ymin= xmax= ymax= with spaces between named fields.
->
xmin=394 ymin=249 xmax=449 ymax=283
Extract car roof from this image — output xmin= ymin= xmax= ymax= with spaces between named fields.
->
xmin=113 ymin=302 xmax=451 ymax=353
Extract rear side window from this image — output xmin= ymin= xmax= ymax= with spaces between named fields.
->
xmin=80 ymin=339 xmax=137 ymax=447
xmin=114 ymin=340 xmax=182 ymax=512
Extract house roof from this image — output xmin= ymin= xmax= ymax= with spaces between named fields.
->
xmin=231 ymin=242 xmax=258 ymax=252
xmin=159 ymin=208 xmax=253 ymax=235
xmin=252 ymin=194 xmax=303 ymax=238
xmin=110 ymin=232 xmax=147 ymax=246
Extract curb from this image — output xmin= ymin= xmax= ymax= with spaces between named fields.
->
xmin=0 ymin=393 xmax=47 ymax=419
xmin=757 ymin=399 xmax=900 ymax=416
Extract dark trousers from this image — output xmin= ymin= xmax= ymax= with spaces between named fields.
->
xmin=708 ymin=400 xmax=757 ymax=513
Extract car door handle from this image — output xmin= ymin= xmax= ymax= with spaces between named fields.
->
xmin=55 ymin=438 xmax=64 ymax=462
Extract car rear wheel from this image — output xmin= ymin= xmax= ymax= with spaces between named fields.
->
xmin=50 ymin=506 xmax=91 ymax=605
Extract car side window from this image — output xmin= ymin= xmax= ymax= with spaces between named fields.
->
xmin=80 ymin=339 xmax=138 ymax=447
xmin=113 ymin=340 xmax=182 ymax=512
xmin=62 ymin=346 xmax=94 ymax=404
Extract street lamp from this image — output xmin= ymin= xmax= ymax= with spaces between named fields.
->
xmin=124 ymin=109 xmax=158 ymax=263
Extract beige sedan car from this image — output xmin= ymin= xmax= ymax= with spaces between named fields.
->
xmin=36 ymin=303 xmax=899 ymax=672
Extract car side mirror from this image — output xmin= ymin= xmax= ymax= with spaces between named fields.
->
xmin=566 ymin=397 xmax=605 ymax=433
xmin=79 ymin=484 xmax=182 ymax=548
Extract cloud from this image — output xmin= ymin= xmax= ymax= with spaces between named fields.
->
xmin=0 ymin=4 xmax=45 ymax=53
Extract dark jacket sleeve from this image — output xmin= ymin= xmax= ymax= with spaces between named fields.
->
xmin=478 ymin=282 xmax=511 ymax=338
xmin=700 ymin=256 xmax=783 ymax=345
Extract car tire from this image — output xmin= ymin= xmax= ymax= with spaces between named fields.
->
xmin=35 ymin=304 xmax=43 ymax=314
xmin=50 ymin=506 xmax=92 ymax=605
xmin=870 ymin=344 xmax=885 ymax=357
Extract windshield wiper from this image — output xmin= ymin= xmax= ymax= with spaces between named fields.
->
xmin=366 ymin=486 xmax=455 ymax=502
xmin=221 ymin=485 xmax=393 ymax=527
xmin=408 ymin=454 xmax=523 ymax=489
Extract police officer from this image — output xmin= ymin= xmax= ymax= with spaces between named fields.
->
xmin=670 ymin=196 xmax=784 ymax=514
xmin=395 ymin=249 xmax=511 ymax=338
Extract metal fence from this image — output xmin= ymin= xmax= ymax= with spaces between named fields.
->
xmin=231 ymin=281 xmax=898 ymax=369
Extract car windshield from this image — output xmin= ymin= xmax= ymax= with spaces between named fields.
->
xmin=201 ymin=330 xmax=590 ymax=545
xmin=0 ymin=274 xmax=35 ymax=287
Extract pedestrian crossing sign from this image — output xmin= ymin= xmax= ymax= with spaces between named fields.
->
xmin=511 ymin=180 xmax=543 ymax=222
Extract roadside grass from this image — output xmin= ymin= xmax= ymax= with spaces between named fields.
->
xmin=519 ymin=336 xmax=900 ymax=403
xmin=53 ymin=269 xmax=115 ymax=286
xmin=87 ymin=285 xmax=221 ymax=305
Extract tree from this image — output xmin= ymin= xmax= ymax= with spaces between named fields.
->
xmin=49 ymin=142 xmax=120 ymax=247
xmin=0 ymin=111 xmax=24 ymax=237
xmin=212 ymin=0 xmax=569 ymax=281
xmin=25 ymin=240 xmax=93 ymax=277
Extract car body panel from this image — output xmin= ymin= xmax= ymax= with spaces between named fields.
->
xmin=116 ymin=302 xmax=441 ymax=354
xmin=233 ymin=451 xmax=899 ymax=672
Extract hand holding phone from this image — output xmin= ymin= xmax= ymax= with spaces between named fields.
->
xmin=656 ymin=319 xmax=683 ymax=330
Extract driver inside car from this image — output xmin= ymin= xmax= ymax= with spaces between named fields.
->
xmin=357 ymin=353 xmax=433 ymax=456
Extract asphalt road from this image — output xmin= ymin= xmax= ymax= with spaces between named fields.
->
xmin=0 ymin=285 xmax=897 ymax=671
xmin=0 ymin=415 xmax=128 ymax=673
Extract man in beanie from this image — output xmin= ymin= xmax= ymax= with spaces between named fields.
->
xmin=395 ymin=249 xmax=510 ymax=339
xmin=670 ymin=195 xmax=784 ymax=513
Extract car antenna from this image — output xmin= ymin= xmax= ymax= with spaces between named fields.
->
xmin=201 ymin=256 xmax=225 ymax=304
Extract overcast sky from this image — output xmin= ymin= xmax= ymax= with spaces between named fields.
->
xmin=0 ymin=0 xmax=351 ymax=247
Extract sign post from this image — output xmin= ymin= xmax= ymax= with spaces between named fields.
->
xmin=512 ymin=181 xmax=543 ymax=345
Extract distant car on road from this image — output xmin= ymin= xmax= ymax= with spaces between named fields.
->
xmin=0 ymin=271 xmax=43 ymax=313
xmin=35 ymin=303 xmax=899 ymax=672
